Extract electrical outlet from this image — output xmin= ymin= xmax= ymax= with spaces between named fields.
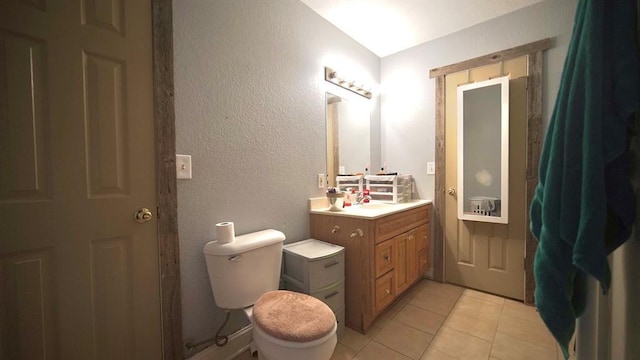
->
xmin=318 ymin=174 xmax=326 ymax=188
xmin=427 ymin=162 xmax=435 ymax=175
xmin=176 ymin=154 xmax=192 ymax=179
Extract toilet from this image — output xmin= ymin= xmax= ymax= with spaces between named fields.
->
xmin=203 ymin=229 xmax=337 ymax=360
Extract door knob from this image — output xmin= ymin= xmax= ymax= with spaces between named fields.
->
xmin=447 ymin=187 xmax=456 ymax=196
xmin=135 ymin=208 xmax=153 ymax=223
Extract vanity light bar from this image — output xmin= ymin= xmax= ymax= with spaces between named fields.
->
xmin=324 ymin=67 xmax=372 ymax=99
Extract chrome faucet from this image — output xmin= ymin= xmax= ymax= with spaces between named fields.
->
xmin=354 ymin=192 xmax=372 ymax=205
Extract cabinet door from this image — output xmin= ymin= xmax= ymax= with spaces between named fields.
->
xmin=416 ymin=223 xmax=429 ymax=252
xmin=375 ymin=239 xmax=394 ymax=278
xmin=419 ymin=249 xmax=429 ymax=276
xmin=395 ymin=234 xmax=408 ymax=293
xmin=416 ymin=223 xmax=430 ymax=277
xmin=407 ymin=231 xmax=418 ymax=285
xmin=375 ymin=271 xmax=395 ymax=312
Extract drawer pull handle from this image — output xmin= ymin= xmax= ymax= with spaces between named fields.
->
xmin=350 ymin=228 xmax=364 ymax=238
xmin=324 ymin=261 xmax=340 ymax=268
xmin=384 ymin=255 xmax=390 ymax=262
xmin=331 ymin=226 xmax=340 ymax=234
xmin=324 ymin=291 xmax=340 ymax=299
xmin=385 ymin=288 xmax=390 ymax=294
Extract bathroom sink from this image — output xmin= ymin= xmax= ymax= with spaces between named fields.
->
xmin=352 ymin=202 xmax=395 ymax=210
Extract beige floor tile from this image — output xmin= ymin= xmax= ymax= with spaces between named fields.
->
xmin=421 ymin=280 xmax=465 ymax=300
xmin=372 ymin=305 xmax=400 ymax=329
xmin=463 ymin=288 xmax=505 ymax=305
xmin=497 ymin=313 xmax=556 ymax=350
xmin=420 ymin=347 xmax=458 ymax=360
xmin=442 ymin=311 xmax=498 ymax=342
xmin=340 ymin=326 xmax=380 ymax=352
xmin=501 ymin=299 xmax=543 ymax=324
xmin=429 ymin=327 xmax=492 ymax=360
xmin=390 ymin=290 xmax=414 ymax=312
xmin=330 ymin=343 xmax=358 ymax=360
xmin=448 ymin=294 xmax=503 ymax=322
xmin=394 ymin=304 xmax=446 ymax=335
xmin=353 ymin=340 xmax=412 ymax=360
xmin=409 ymin=290 xmax=459 ymax=316
xmin=491 ymin=332 xmax=558 ymax=360
xmin=374 ymin=320 xmax=434 ymax=359
xmin=232 ymin=350 xmax=254 ymax=360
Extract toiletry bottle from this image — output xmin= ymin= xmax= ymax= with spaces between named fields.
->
xmin=344 ymin=188 xmax=352 ymax=207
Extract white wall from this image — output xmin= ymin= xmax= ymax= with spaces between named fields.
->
xmin=173 ymin=0 xmax=380 ymax=350
xmin=380 ymin=0 xmax=578 ymax=200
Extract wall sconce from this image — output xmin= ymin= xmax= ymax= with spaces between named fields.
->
xmin=324 ymin=67 xmax=372 ymax=99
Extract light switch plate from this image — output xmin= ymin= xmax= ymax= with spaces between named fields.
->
xmin=176 ymin=154 xmax=192 ymax=179
xmin=427 ymin=162 xmax=436 ymax=175
xmin=318 ymin=174 xmax=326 ymax=189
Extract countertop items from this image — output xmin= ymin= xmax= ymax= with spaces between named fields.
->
xmin=309 ymin=198 xmax=432 ymax=219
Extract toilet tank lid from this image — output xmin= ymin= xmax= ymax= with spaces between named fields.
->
xmin=203 ymin=229 xmax=285 ymax=256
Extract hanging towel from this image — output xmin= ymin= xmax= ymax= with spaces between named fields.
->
xmin=530 ymin=0 xmax=640 ymax=359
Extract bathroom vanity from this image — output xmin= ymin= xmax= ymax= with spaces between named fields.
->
xmin=309 ymin=200 xmax=431 ymax=333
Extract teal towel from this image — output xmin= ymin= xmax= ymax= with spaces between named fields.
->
xmin=530 ymin=0 xmax=640 ymax=359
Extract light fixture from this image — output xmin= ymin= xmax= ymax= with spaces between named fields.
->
xmin=324 ymin=67 xmax=372 ymax=99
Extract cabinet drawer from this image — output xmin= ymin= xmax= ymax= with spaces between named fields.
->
xmin=375 ymin=271 xmax=395 ymax=312
xmin=375 ymin=240 xmax=394 ymax=278
xmin=375 ymin=205 xmax=429 ymax=243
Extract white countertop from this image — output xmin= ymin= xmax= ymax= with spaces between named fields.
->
xmin=308 ymin=198 xmax=432 ymax=219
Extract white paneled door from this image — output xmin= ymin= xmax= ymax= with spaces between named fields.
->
xmin=0 ymin=0 xmax=161 ymax=358
xmin=444 ymin=58 xmax=528 ymax=300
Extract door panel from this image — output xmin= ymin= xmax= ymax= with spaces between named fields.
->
xmin=444 ymin=57 xmax=527 ymax=300
xmin=0 ymin=0 xmax=160 ymax=358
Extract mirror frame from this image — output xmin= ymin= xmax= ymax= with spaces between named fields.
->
xmin=456 ymin=75 xmax=509 ymax=224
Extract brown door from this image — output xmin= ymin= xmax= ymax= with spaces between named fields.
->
xmin=444 ymin=58 xmax=528 ymax=300
xmin=0 ymin=0 xmax=161 ymax=359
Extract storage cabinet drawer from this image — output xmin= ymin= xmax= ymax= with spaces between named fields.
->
xmin=308 ymin=252 xmax=345 ymax=290
xmin=283 ymin=239 xmax=345 ymax=292
xmin=375 ymin=240 xmax=394 ymax=278
xmin=375 ymin=271 xmax=395 ymax=312
xmin=285 ymin=278 xmax=345 ymax=313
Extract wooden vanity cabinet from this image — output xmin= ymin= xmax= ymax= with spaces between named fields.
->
xmin=309 ymin=204 xmax=430 ymax=333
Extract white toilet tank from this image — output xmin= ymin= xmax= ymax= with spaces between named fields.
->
xmin=203 ymin=229 xmax=286 ymax=309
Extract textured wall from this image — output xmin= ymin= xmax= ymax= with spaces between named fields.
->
xmin=173 ymin=0 xmax=380 ymax=346
xmin=380 ymin=0 xmax=578 ymax=201
xmin=173 ymin=0 xmax=581 ymax=351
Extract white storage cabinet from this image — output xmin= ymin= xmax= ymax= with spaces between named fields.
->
xmin=282 ymin=239 xmax=346 ymax=340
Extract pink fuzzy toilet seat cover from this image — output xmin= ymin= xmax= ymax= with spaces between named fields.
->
xmin=253 ymin=290 xmax=336 ymax=342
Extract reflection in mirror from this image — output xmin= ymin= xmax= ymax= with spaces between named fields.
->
xmin=326 ymin=92 xmax=370 ymax=187
xmin=457 ymin=76 xmax=509 ymax=224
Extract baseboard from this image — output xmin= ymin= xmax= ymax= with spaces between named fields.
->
xmin=188 ymin=325 xmax=253 ymax=360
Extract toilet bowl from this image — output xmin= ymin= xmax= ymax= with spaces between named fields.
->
xmin=244 ymin=292 xmax=337 ymax=360
xmin=203 ymin=230 xmax=337 ymax=360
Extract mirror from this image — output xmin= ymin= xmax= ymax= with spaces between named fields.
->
xmin=457 ymin=76 xmax=509 ymax=224
xmin=325 ymin=92 xmax=370 ymax=186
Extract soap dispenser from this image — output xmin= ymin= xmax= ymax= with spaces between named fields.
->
xmin=344 ymin=188 xmax=352 ymax=207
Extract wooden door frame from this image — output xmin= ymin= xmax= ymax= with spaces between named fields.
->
xmin=152 ymin=0 xmax=183 ymax=358
xmin=429 ymin=38 xmax=551 ymax=304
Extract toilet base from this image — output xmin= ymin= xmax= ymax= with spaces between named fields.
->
xmin=252 ymin=322 xmax=337 ymax=360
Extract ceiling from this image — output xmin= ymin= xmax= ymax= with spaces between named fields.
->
xmin=300 ymin=0 xmax=543 ymax=57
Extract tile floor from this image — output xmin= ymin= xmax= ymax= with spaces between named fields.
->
xmin=235 ymin=279 xmax=568 ymax=360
